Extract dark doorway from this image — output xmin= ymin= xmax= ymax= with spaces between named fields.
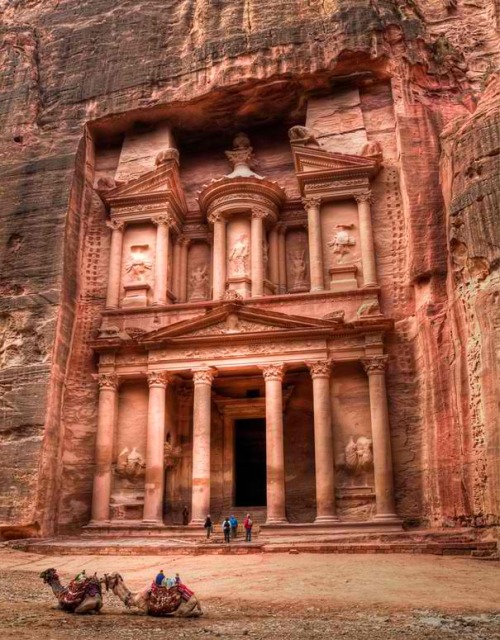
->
xmin=234 ymin=418 xmax=267 ymax=506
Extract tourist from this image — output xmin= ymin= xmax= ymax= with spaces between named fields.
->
xmin=230 ymin=514 xmax=238 ymax=538
xmin=222 ymin=516 xmax=231 ymax=543
xmin=204 ymin=514 xmax=213 ymax=539
xmin=244 ymin=513 xmax=253 ymax=542
xmin=175 ymin=572 xmax=181 ymax=585
xmin=182 ymin=505 xmax=189 ymax=526
xmin=155 ymin=569 xmax=165 ymax=586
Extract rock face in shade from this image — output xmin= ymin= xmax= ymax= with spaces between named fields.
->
xmin=0 ymin=0 xmax=498 ymax=537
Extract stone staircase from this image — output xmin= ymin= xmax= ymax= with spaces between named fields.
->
xmin=208 ymin=507 xmax=266 ymax=541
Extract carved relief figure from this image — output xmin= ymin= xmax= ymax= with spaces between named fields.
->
xmin=288 ymin=125 xmax=320 ymax=147
xmin=328 ymin=225 xmax=356 ymax=265
xmin=341 ymin=436 xmax=374 ymax=474
xmin=115 ymin=447 xmax=146 ymax=482
xmin=229 ymin=234 xmax=249 ymax=276
xmin=125 ymin=245 xmax=152 ymax=283
xmin=189 ymin=264 xmax=209 ymax=301
xmin=289 ymin=249 xmax=308 ymax=288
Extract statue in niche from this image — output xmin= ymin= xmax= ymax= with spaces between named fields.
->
xmin=164 ymin=441 xmax=182 ymax=469
xmin=224 ymin=313 xmax=241 ymax=333
xmin=263 ymin=237 xmax=269 ymax=277
xmin=115 ymin=447 xmax=146 ymax=483
xmin=342 ymin=436 xmax=374 ymax=474
xmin=289 ymin=249 xmax=307 ymax=288
xmin=229 ymin=234 xmax=249 ymax=277
xmin=189 ymin=264 xmax=208 ymax=301
xmin=328 ymin=225 xmax=356 ymax=265
xmin=125 ymin=245 xmax=152 ymax=283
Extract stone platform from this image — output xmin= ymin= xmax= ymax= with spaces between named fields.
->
xmin=7 ymin=529 xmax=498 ymax=559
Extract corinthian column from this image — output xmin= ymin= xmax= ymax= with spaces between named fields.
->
xmin=172 ymin=236 xmax=182 ymax=300
xmin=261 ymin=363 xmax=288 ymax=524
xmin=302 ymin=196 xmax=325 ymax=292
xmin=178 ymin=236 xmax=190 ymax=303
xmin=210 ymin=213 xmax=227 ymax=300
xmin=152 ymin=214 xmax=172 ymax=306
xmin=362 ymin=355 xmax=397 ymax=520
xmin=91 ymin=373 xmax=119 ymax=523
xmin=251 ymin=207 xmax=266 ymax=297
xmin=143 ymin=371 xmax=170 ymax=524
xmin=307 ymin=361 xmax=339 ymax=523
xmin=105 ymin=220 xmax=125 ymax=309
xmin=268 ymin=226 xmax=279 ymax=291
xmin=191 ymin=368 xmax=216 ymax=525
xmin=277 ymin=224 xmax=287 ymax=294
xmin=355 ymin=192 xmax=378 ymax=287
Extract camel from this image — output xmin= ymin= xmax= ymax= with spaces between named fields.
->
xmin=39 ymin=568 xmax=103 ymax=614
xmin=103 ymin=572 xmax=203 ymax=617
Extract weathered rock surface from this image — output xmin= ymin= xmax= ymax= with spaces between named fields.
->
xmin=0 ymin=1 xmax=499 ymax=536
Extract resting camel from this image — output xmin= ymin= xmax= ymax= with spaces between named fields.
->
xmin=103 ymin=572 xmax=203 ymax=617
xmin=40 ymin=568 xmax=103 ymax=614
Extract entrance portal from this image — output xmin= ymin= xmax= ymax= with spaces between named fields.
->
xmin=234 ymin=418 xmax=267 ymax=506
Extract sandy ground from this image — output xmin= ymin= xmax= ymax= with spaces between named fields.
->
xmin=0 ymin=548 xmax=499 ymax=639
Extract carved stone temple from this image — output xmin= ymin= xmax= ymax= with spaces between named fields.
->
xmin=79 ymin=126 xmax=403 ymax=534
xmin=2 ymin=1 xmax=499 ymax=541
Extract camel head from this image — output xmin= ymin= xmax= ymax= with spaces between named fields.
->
xmin=40 ymin=568 xmax=59 ymax=584
xmin=103 ymin=572 xmax=122 ymax=591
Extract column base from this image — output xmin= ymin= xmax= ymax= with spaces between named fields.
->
xmin=371 ymin=513 xmax=401 ymax=523
xmin=142 ymin=519 xmax=164 ymax=526
xmin=87 ymin=519 xmax=111 ymax=527
xmin=362 ymin=282 xmax=378 ymax=288
xmin=188 ymin=519 xmax=205 ymax=527
xmin=265 ymin=517 xmax=288 ymax=525
xmin=310 ymin=286 xmax=325 ymax=293
xmin=314 ymin=515 xmax=340 ymax=524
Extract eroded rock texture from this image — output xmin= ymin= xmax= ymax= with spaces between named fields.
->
xmin=0 ymin=0 xmax=499 ymax=536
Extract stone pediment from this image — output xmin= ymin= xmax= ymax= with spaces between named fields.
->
xmin=291 ymin=146 xmax=379 ymax=176
xmin=140 ymin=303 xmax=344 ymax=346
xmin=98 ymin=152 xmax=187 ymax=216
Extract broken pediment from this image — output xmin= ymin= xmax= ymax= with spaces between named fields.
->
xmin=97 ymin=149 xmax=187 ymax=217
xmin=291 ymin=145 xmax=380 ymax=177
xmin=140 ymin=303 xmax=345 ymax=346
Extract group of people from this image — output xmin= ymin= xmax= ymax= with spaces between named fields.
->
xmin=154 ymin=570 xmax=182 ymax=588
xmin=203 ymin=513 xmax=253 ymax=542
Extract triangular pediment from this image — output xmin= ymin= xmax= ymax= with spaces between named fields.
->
xmin=140 ymin=303 xmax=344 ymax=345
xmin=291 ymin=146 xmax=379 ymax=177
xmin=99 ymin=156 xmax=187 ymax=214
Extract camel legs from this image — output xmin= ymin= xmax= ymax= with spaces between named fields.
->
xmin=174 ymin=596 xmax=203 ymax=618
xmin=74 ymin=595 xmax=103 ymax=614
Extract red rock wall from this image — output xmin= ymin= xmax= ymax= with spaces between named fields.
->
xmin=0 ymin=0 xmax=499 ymax=536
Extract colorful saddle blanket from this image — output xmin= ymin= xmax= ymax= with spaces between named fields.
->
xmin=60 ymin=578 xmax=100 ymax=611
xmin=148 ymin=583 xmax=183 ymax=616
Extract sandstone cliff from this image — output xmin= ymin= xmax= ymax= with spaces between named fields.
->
xmin=0 ymin=0 xmax=499 ymax=536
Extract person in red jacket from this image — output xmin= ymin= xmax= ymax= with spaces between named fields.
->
xmin=243 ymin=513 xmax=253 ymax=542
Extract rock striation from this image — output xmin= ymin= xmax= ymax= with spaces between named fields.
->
xmin=0 ymin=0 xmax=499 ymax=537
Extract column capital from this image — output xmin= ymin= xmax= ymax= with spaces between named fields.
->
xmin=177 ymin=234 xmax=191 ymax=247
xmin=306 ymin=360 xmax=332 ymax=379
xmin=208 ymin=211 xmax=226 ymax=225
xmin=302 ymin=196 xmax=322 ymax=210
xmin=193 ymin=368 xmax=216 ymax=385
xmin=147 ymin=370 xmax=172 ymax=387
xmin=152 ymin=213 xmax=174 ymax=227
xmin=260 ymin=363 xmax=285 ymax=382
xmin=276 ymin=222 xmax=287 ymax=235
xmin=94 ymin=372 xmax=119 ymax=390
xmin=106 ymin=219 xmax=124 ymax=232
xmin=362 ymin=355 xmax=388 ymax=375
xmin=354 ymin=191 xmax=373 ymax=204
xmin=251 ymin=206 xmax=268 ymax=220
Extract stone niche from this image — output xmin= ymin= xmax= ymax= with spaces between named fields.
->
xmin=120 ymin=223 xmax=156 ymax=308
xmin=330 ymin=362 xmax=375 ymax=520
xmin=285 ymin=228 xmax=310 ymax=293
xmin=111 ymin=381 xmax=148 ymax=520
xmin=187 ymin=242 xmax=211 ymax=302
xmin=226 ymin=214 xmax=252 ymax=298
xmin=321 ymin=200 xmax=361 ymax=292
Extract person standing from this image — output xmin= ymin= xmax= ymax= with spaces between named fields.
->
xmin=230 ymin=514 xmax=238 ymax=539
xmin=204 ymin=514 xmax=213 ymax=539
xmin=243 ymin=513 xmax=253 ymax=542
xmin=222 ymin=516 xmax=231 ymax=543
xmin=182 ymin=505 xmax=189 ymax=526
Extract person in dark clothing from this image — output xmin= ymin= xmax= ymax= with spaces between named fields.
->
xmin=155 ymin=569 xmax=165 ymax=586
xmin=222 ymin=517 xmax=231 ymax=543
xmin=182 ymin=505 xmax=189 ymax=526
xmin=204 ymin=514 xmax=213 ymax=539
